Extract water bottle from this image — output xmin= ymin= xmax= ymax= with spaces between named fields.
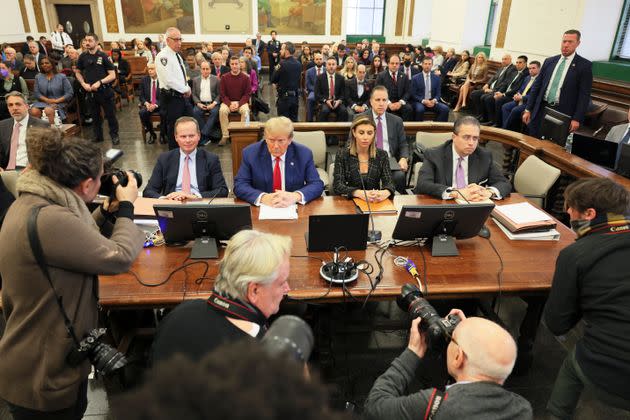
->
xmin=565 ymin=132 xmax=573 ymax=153
xmin=54 ymin=109 xmax=62 ymax=127
xmin=244 ymin=109 xmax=250 ymax=126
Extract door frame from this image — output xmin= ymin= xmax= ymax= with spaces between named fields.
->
xmin=44 ymin=0 xmax=103 ymax=41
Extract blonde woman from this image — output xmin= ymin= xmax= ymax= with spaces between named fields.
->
xmin=340 ymin=56 xmax=357 ymax=80
xmin=454 ymin=52 xmax=489 ymax=111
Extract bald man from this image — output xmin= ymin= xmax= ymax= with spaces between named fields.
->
xmin=364 ymin=311 xmax=532 ymax=420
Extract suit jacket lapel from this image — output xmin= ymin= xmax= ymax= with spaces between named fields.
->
xmin=260 ymin=142 xmax=273 ymax=192
xmin=444 ymin=144 xmax=453 ymax=186
xmin=468 ymin=151 xmax=479 ymax=184
xmin=168 ymin=150 xmax=181 ymax=192
xmin=284 ymin=144 xmax=296 ymax=189
xmin=195 ymin=150 xmax=205 ymax=191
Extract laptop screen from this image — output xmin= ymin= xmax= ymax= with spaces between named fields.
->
xmin=571 ymin=134 xmax=619 ymax=170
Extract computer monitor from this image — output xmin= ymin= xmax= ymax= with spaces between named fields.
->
xmin=616 ymin=143 xmax=630 ymax=178
xmin=153 ymin=204 xmax=253 ymax=259
xmin=391 ymin=203 xmax=495 ymax=256
xmin=540 ymin=108 xmax=571 ymax=146
xmin=306 ymin=214 xmax=369 ymax=252
xmin=571 ymin=134 xmax=620 ymax=170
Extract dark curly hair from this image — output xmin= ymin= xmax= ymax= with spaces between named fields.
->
xmin=26 ymin=127 xmax=102 ymax=188
xmin=113 ymin=340 xmax=350 ymax=420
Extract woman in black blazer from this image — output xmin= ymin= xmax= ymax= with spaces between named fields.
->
xmin=333 ymin=116 xmax=395 ymax=201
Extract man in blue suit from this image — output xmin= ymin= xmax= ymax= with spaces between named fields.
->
xmin=138 ymin=63 xmax=166 ymax=144
xmin=501 ymin=61 xmax=540 ymax=131
xmin=523 ymin=29 xmax=593 ymax=138
xmin=305 ymin=51 xmax=324 ymax=122
xmin=143 ymin=117 xmax=228 ymax=200
xmin=411 ymin=57 xmax=450 ymax=122
xmin=234 ymin=117 xmax=324 ymax=207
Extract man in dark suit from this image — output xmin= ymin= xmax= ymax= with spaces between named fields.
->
xmin=315 ymin=57 xmax=348 ymax=123
xmin=210 ymin=52 xmax=229 ymax=79
xmin=272 ymin=42 xmax=302 ymax=122
xmin=234 ymin=117 xmax=324 ymax=207
xmin=191 ymin=61 xmax=220 ymax=145
xmin=345 ymin=64 xmax=372 ymax=120
xmin=0 ymin=92 xmax=49 ymax=171
xmin=357 ymin=86 xmax=409 ymax=193
xmin=252 ymin=32 xmax=266 ymax=57
xmin=267 ymin=31 xmax=281 ymax=81
xmin=333 ymin=45 xmax=348 ymax=67
xmin=305 ymin=51 xmax=324 ymax=122
xmin=523 ymin=29 xmax=593 ymax=138
xmin=376 ymin=55 xmax=413 ymax=121
xmin=481 ymin=55 xmax=528 ymax=126
xmin=138 ymin=63 xmax=166 ymax=144
xmin=411 ymin=56 xmax=450 ymax=122
xmin=414 ymin=116 xmax=511 ymax=201
xmin=401 ymin=52 xmax=420 ymax=81
xmin=470 ymin=54 xmax=516 ymax=119
xmin=143 ymin=116 xmax=228 ymax=200
xmin=501 ymin=61 xmax=540 ymax=131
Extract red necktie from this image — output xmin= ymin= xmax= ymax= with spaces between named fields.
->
xmin=329 ymin=75 xmax=334 ymax=100
xmin=6 ymin=121 xmax=20 ymax=170
xmin=392 ymin=72 xmax=397 ymax=85
xmin=317 ymin=67 xmax=321 ymax=76
xmin=182 ymin=155 xmax=191 ymax=194
xmin=273 ymin=157 xmax=282 ymax=191
xmin=406 ymin=67 xmax=410 ymax=79
xmin=150 ymin=80 xmax=157 ymax=104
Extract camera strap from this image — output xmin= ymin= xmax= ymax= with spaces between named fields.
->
xmin=27 ymin=206 xmax=82 ymax=347
xmin=206 ymin=290 xmax=268 ymax=334
xmin=423 ymin=388 xmax=446 ymax=420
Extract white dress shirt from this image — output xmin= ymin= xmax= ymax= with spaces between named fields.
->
xmin=174 ymin=149 xmax=200 ymax=197
xmin=15 ymin=115 xmax=29 ymax=168
xmin=156 ymin=46 xmax=190 ymax=94
xmin=544 ymin=52 xmax=575 ymax=103
xmin=372 ymin=110 xmax=391 ymax=156
xmin=442 ymin=144 xmax=501 ymax=200
xmin=254 ymin=152 xmax=305 ymax=206
xmin=51 ymin=31 xmax=73 ymax=51
xmin=199 ymin=76 xmax=212 ymax=102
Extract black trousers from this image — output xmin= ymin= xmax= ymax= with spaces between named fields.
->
xmin=277 ymin=95 xmax=299 ymax=122
xmin=6 ymin=380 xmax=88 ymax=420
xmin=390 ymin=103 xmax=414 ymax=121
xmin=88 ymin=87 xmax=118 ymax=141
xmin=319 ymin=104 xmax=348 ymax=122
xmin=391 ymin=169 xmax=407 ymax=194
xmin=139 ymin=107 xmax=166 ymax=138
xmin=161 ymin=92 xmax=192 ymax=150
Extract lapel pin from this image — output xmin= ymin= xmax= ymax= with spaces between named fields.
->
xmin=290 ymin=162 xmax=295 ymax=166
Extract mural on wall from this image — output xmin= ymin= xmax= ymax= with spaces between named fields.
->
xmin=199 ymin=0 xmax=252 ymax=34
xmin=258 ymin=0 xmax=326 ymax=35
xmin=120 ymin=0 xmax=195 ymax=34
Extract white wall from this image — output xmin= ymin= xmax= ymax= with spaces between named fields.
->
xmin=0 ymin=0 xmax=28 ymax=42
xmin=412 ymin=0 xmax=432 ymax=39
xmin=428 ymin=0 xmax=490 ymax=50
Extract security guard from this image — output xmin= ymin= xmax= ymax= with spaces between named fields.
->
xmin=156 ymin=27 xmax=192 ymax=150
xmin=271 ymin=42 xmax=302 ymax=122
xmin=75 ymin=33 xmax=119 ymax=144
xmin=266 ymin=30 xmax=281 ymax=81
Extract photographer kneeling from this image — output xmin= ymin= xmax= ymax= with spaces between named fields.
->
xmin=0 ymin=127 xmax=145 ymax=419
xmin=365 ymin=311 xmax=532 ymax=420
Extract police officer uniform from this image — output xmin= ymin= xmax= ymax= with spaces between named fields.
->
xmin=267 ymin=39 xmax=281 ymax=81
xmin=76 ymin=49 xmax=119 ymax=143
xmin=156 ymin=45 xmax=192 ymax=150
xmin=271 ymin=56 xmax=302 ymax=122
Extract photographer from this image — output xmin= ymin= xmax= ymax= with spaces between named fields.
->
xmin=364 ymin=311 xmax=532 ymax=420
xmin=0 ymin=127 xmax=144 ymax=419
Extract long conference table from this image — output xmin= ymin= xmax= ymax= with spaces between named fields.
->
xmin=96 ymin=194 xmax=574 ymax=309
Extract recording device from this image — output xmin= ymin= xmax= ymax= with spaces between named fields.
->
xmin=261 ymin=315 xmax=314 ymax=363
xmin=99 ymin=149 xmax=143 ymax=200
xmin=320 ymin=247 xmax=359 ymax=284
xmin=66 ymin=328 xmax=127 ymax=375
xmin=358 ymin=165 xmax=382 ymax=242
xmin=397 ymin=283 xmax=461 ymax=347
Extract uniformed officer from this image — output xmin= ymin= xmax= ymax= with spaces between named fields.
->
xmin=156 ymin=27 xmax=192 ymax=150
xmin=75 ymin=33 xmax=119 ymax=144
xmin=271 ymin=42 xmax=302 ymax=122
xmin=266 ymin=30 xmax=281 ymax=81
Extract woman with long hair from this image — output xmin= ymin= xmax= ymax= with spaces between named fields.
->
xmin=453 ymin=52 xmax=488 ymax=112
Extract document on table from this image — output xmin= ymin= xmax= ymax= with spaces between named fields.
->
xmin=258 ymin=204 xmax=298 ymax=220
xmin=496 ymin=202 xmax=552 ymax=224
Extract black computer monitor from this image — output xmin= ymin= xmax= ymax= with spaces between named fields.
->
xmin=541 ymin=108 xmax=571 ymax=146
xmin=616 ymin=143 xmax=630 ymax=178
xmin=306 ymin=214 xmax=369 ymax=252
xmin=153 ymin=204 xmax=252 ymax=259
xmin=571 ymin=134 xmax=620 ymax=170
xmin=391 ymin=203 xmax=495 ymax=256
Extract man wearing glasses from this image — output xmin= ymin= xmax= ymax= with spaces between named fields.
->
xmin=364 ymin=311 xmax=532 ymax=419
xmin=156 ymin=27 xmax=192 ymax=150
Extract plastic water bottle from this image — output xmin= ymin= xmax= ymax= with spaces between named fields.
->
xmin=53 ymin=109 xmax=62 ymax=127
xmin=565 ymin=132 xmax=573 ymax=153
xmin=244 ymin=109 xmax=250 ymax=126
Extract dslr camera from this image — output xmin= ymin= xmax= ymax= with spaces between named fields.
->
xmin=66 ymin=328 xmax=127 ymax=375
xmin=99 ymin=149 xmax=142 ymax=200
xmin=397 ymin=283 xmax=461 ymax=348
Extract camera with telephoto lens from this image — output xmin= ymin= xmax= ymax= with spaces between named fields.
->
xmin=66 ymin=328 xmax=127 ymax=375
xmin=397 ymin=283 xmax=461 ymax=348
xmin=99 ymin=149 xmax=143 ymax=200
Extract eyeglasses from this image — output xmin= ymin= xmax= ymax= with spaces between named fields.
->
xmin=168 ymin=37 xmax=183 ymax=42
xmin=449 ymin=335 xmax=466 ymax=357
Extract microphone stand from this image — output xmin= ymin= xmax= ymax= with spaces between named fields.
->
xmin=358 ymin=168 xmax=382 ymax=243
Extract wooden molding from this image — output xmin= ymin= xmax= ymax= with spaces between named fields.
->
xmin=104 ymin=0 xmax=119 ymax=33
xmin=18 ymin=0 xmax=30 ymax=33
xmin=395 ymin=0 xmax=405 ymax=36
xmin=407 ymin=0 xmax=415 ymax=36
xmin=330 ymin=0 xmax=342 ymax=36
xmin=495 ymin=0 xmax=513 ymax=49
xmin=32 ymin=0 xmax=46 ymax=33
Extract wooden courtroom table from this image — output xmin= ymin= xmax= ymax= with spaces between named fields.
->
xmin=95 ymin=194 xmax=574 ymax=308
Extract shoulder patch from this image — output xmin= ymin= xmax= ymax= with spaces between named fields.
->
xmin=160 ymin=57 xmax=168 ymax=66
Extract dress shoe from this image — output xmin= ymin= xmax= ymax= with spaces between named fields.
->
xmin=111 ymin=136 xmax=120 ymax=145
xmin=480 ymin=120 xmax=494 ymax=126
xmin=159 ymin=134 xmax=167 ymax=144
xmin=147 ymin=132 xmax=156 ymax=144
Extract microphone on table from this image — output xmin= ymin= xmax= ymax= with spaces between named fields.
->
xmin=358 ymin=165 xmax=382 ymax=243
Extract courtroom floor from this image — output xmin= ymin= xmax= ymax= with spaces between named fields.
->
xmin=0 ymin=80 xmax=628 ymax=420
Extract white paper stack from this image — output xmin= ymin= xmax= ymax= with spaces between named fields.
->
xmin=492 ymin=218 xmax=560 ymax=241
xmin=258 ymin=204 xmax=298 ymax=220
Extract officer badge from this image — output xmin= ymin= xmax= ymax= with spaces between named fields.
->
xmin=96 ymin=57 xmax=102 ymax=65
xmin=161 ymin=57 xmax=168 ymax=66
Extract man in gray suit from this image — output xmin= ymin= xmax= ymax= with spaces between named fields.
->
xmin=191 ymin=61 xmax=221 ymax=145
xmin=414 ymin=116 xmax=511 ymax=201
xmin=358 ymin=85 xmax=409 ymax=193
xmin=605 ymin=107 xmax=630 ymax=145
xmin=0 ymin=91 xmax=49 ymax=171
